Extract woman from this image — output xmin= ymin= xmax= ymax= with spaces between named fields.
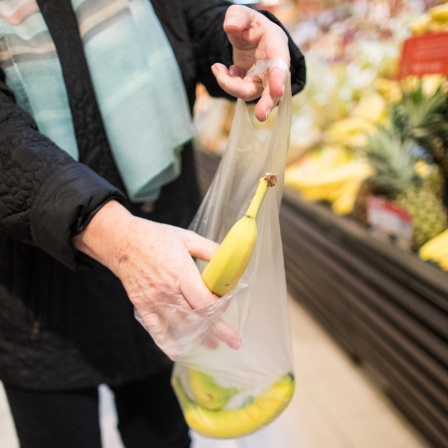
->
xmin=0 ymin=1 xmax=306 ymax=446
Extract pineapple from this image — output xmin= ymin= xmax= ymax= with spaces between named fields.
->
xmin=415 ymin=159 xmax=446 ymax=201
xmin=357 ymin=127 xmax=447 ymax=250
xmin=395 ymin=188 xmax=446 ymax=249
xmin=389 ymin=80 xmax=448 ymax=203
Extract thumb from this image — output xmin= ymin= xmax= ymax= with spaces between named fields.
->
xmin=223 ymin=5 xmax=253 ymax=37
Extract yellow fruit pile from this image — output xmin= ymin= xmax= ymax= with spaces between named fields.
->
xmin=419 ymin=229 xmax=448 ymax=270
xmin=410 ymin=2 xmax=448 ymax=35
xmin=285 ymin=146 xmax=373 ymax=215
xmin=325 ymin=92 xmax=388 ymax=149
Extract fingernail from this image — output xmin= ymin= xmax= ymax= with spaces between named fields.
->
xmin=265 ymin=108 xmax=272 ymax=120
xmin=231 ymin=336 xmax=242 ymax=350
xmin=225 ymin=16 xmax=239 ymax=26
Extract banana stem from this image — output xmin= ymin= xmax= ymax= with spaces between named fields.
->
xmin=245 ymin=173 xmax=277 ymax=220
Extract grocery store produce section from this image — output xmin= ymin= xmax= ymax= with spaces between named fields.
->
xmin=194 ymin=1 xmax=448 ymax=447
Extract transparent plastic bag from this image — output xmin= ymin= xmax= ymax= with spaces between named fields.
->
xmin=138 ymin=60 xmax=295 ymax=439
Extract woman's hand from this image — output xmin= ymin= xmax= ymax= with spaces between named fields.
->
xmin=73 ymin=200 xmax=242 ymax=358
xmin=211 ymin=5 xmax=290 ymax=122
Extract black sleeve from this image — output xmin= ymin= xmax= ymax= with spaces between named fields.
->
xmin=0 ymin=70 xmax=125 ymax=270
xmin=183 ymin=0 xmax=306 ymax=98
xmin=258 ymin=10 xmax=307 ymax=95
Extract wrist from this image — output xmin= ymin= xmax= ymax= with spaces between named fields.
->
xmin=72 ymin=199 xmax=134 ymax=273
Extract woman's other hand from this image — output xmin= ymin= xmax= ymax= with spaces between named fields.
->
xmin=211 ymin=5 xmax=290 ymax=122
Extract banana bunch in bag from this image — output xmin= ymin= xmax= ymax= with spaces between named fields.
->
xmin=172 ymin=370 xmax=294 ymax=439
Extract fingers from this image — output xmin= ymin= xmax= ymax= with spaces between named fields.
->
xmin=208 ymin=318 xmax=242 ymax=350
xmin=214 ymin=5 xmax=291 ymax=122
xmin=182 ymin=229 xmax=219 ymax=262
xmin=222 ymin=5 xmax=258 ymax=51
xmin=254 ymin=66 xmax=287 ymax=122
xmin=138 ymin=301 xmax=241 ymax=360
xmin=211 ymin=63 xmax=261 ymax=101
xmin=179 ymin=262 xmax=243 ymax=351
xmin=180 ymin=256 xmax=217 ymax=309
xmin=180 ymin=229 xmax=221 ymax=308
xmin=212 ymin=63 xmax=286 ymax=122
xmin=223 ymin=5 xmax=290 ymax=64
xmin=178 ymin=230 xmax=243 ymax=351
xmin=210 ymin=63 xmax=284 ymax=104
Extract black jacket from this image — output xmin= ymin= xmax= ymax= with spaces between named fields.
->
xmin=0 ymin=0 xmax=306 ymax=390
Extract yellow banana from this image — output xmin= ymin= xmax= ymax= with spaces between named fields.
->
xmin=201 ymin=173 xmax=277 ymax=297
xmin=188 ymin=368 xmax=239 ymax=411
xmin=286 ymin=160 xmax=369 ymax=203
xmin=433 ymin=245 xmax=448 ymax=264
xmin=410 ymin=13 xmax=432 ymax=35
xmin=420 ymin=241 xmax=448 ymax=264
xmin=172 ymin=373 xmax=295 ymax=439
xmin=351 ymin=92 xmax=387 ymax=124
xmin=429 ymin=4 xmax=448 ymax=22
xmin=331 ymin=183 xmax=362 ymax=215
xmin=373 ymin=78 xmax=401 ymax=102
xmin=438 ymin=257 xmax=448 ymax=271
xmin=419 ymin=229 xmax=448 ymax=260
xmin=325 ymin=116 xmax=376 ymax=148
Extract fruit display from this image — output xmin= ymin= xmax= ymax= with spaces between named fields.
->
xmin=285 ymin=0 xmax=448 ymax=261
xmin=354 ymin=124 xmax=447 ymax=249
xmin=194 ymin=1 xmax=448 ymax=270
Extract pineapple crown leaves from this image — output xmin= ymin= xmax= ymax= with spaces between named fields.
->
xmin=362 ymin=126 xmax=422 ymax=198
xmin=389 ymin=81 xmax=448 ymax=163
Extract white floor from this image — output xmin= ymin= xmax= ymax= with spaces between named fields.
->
xmin=0 ymin=297 xmax=431 ymax=448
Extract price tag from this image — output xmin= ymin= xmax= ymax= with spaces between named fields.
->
xmin=367 ymin=196 xmax=413 ymax=249
xmin=398 ymin=32 xmax=448 ymax=79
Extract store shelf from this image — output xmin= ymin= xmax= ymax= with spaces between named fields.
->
xmin=194 ymin=148 xmax=448 ymax=448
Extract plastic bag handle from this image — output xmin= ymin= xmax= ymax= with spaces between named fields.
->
xmin=246 ymin=58 xmax=289 ymax=76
